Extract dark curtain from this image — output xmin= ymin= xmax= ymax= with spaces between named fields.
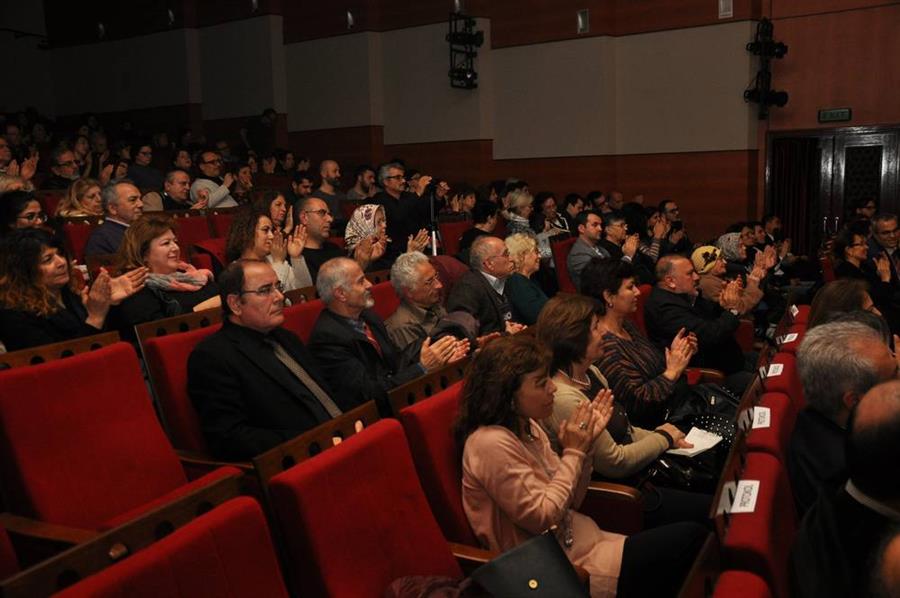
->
xmin=769 ymin=138 xmax=821 ymax=256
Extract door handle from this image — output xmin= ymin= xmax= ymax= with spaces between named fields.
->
xmin=833 ymin=216 xmax=840 ymax=232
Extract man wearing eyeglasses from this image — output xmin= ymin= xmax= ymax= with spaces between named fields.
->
xmin=658 ymin=199 xmax=691 ymax=257
xmin=188 ymin=259 xmax=340 ymax=460
xmin=869 ymin=214 xmax=900 ymax=286
xmin=373 ymin=162 xmax=433 ymax=262
xmin=43 ymin=147 xmax=81 ymax=190
xmin=189 ymin=150 xmax=237 ymax=208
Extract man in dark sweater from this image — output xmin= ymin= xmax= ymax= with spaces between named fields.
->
xmin=373 ymin=162 xmax=431 ymax=262
xmin=84 ymin=179 xmax=144 ymax=257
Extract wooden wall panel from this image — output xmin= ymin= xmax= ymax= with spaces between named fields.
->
xmin=768 ymin=3 xmax=900 ymax=131
xmin=492 ymin=155 xmax=617 ymax=200
xmin=473 ymin=1 xmax=613 ymax=49
xmin=771 ymin=0 xmax=893 ymax=19
xmin=288 ymin=125 xmax=385 ymax=172
xmin=383 ymin=139 xmax=494 ymax=186
xmin=613 ymin=0 xmax=757 ymax=37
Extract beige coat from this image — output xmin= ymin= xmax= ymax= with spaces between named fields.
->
xmin=543 ymin=366 xmax=669 ymax=479
xmin=698 ymin=273 xmax=763 ymax=314
xmin=462 ymin=422 xmax=626 ymax=596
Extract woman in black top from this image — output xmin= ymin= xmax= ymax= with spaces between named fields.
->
xmin=832 ymin=228 xmax=896 ymax=331
xmin=0 ymin=228 xmax=146 ymax=351
xmin=112 ymin=215 xmax=220 ymax=338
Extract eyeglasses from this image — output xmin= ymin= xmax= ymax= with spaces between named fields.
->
xmin=487 ymin=251 xmax=510 ymax=261
xmin=138 ymin=150 xmax=152 ymax=156
xmin=383 ymin=175 xmax=405 ymax=180
xmin=57 ymin=160 xmax=76 ymax=167
xmin=876 ymin=228 xmax=900 ymax=236
xmin=304 ymin=209 xmax=332 ymax=218
xmin=239 ymin=281 xmax=285 ymax=297
xmin=202 ymin=158 xmax=223 ymax=165
xmin=18 ymin=211 xmax=47 ymax=223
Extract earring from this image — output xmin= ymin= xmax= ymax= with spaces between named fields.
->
xmin=607 ymin=302 xmax=614 ymax=308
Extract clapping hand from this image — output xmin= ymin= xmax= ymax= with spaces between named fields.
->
xmin=193 ymin=188 xmax=210 ymax=210
xmin=623 ymin=234 xmax=639 ymax=258
xmin=876 ymin=254 xmax=892 ymax=282
xmin=557 ymin=397 xmax=611 ymax=453
xmin=664 ymin=327 xmax=695 ymax=380
xmin=110 ymin=266 xmax=148 ymax=304
xmin=270 ymin=231 xmax=287 ymax=262
xmin=81 ymin=269 xmax=113 ymax=328
xmin=286 ymin=228 xmax=306 ymax=258
xmin=407 ymin=229 xmax=430 ymax=253
xmin=420 ymin=335 xmax=464 ymax=371
xmin=505 ymin=321 xmax=526 ymax=335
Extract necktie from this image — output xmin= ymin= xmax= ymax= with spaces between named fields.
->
xmin=362 ymin=322 xmax=383 ymax=357
xmin=265 ymin=338 xmax=342 ymax=417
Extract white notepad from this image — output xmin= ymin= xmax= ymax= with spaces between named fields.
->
xmin=667 ymin=427 xmax=723 ymax=458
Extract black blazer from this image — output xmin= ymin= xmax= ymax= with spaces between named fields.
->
xmin=445 ymin=269 xmax=513 ymax=335
xmin=84 ymin=220 xmax=128 ymax=257
xmin=308 ymin=308 xmax=423 ymax=416
xmin=0 ymin=287 xmax=101 ymax=351
xmin=187 ymin=320 xmax=335 ymax=460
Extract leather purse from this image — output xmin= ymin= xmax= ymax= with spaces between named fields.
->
xmin=470 ymin=530 xmax=589 ymax=597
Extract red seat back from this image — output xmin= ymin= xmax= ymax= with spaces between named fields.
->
xmin=713 ymin=571 xmax=772 ymax=598
xmin=281 ymin=299 xmax=325 ymax=344
xmin=35 ymin=190 xmax=65 ymax=217
xmin=762 ymin=352 xmax=804 ymax=411
xmin=820 ymin=256 xmax=836 ymax=283
xmin=625 ymin=283 xmax=652 ymax=335
xmin=143 ymin=326 xmax=221 ymax=453
xmin=746 ymin=392 xmax=796 ymax=464
xmin=398 ymin=381 xmax=478 ymax=545
xmin=62 ymin=221 xmax=98 ymax=263
xmin=193 ymin=238 xmax=228 ymax=272
xmin=208 ymin=212 xmax=236 ymax=238
xmin=438 ymin=220 xmax=473 ymax=257
xmin=370 ymin=281 xmax=400 ymax=321
xmin=721 ymin=452 xmax=796 ymax=598
xmin=430 ymin=255 xmax=469 ymax=301
xmin=268 ymin=420 xmax=461 ymax=597
xmin=551 ymin=237 xmax=578 ymax=293
xmin=0 ymin=343 xmax=187 ymax=529
xmin=54 ymin=497 xmax=289 ymax=598
xmin=171 ymin=214 xmax=212 ymax=249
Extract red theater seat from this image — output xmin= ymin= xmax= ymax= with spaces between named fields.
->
xmin=551 ymin=236 xmax=578 ymax=293
xmin=430 ymin=255 xmax=469 ymax=300
xmin=143 ymin=326 xmax=221 ymax=453
xmin=745 ymin=392 xmax=796 ymax=464
xmin=208 ymin=211 xmax=236 ymax=238
xmin=0 ymin=527 xmax=18 ymax=581
xmin=369 ymin=281 xmax=400 ymax=321
xmin=170 ymin=213 xmax=212 ymax=249
xmin=61 ymin=220 xmax=98 ymax=263
xmin=713 ymin=570 xmax=772 ymax=598
xmin=268 ymin=420 xmax=462 ymax=597
xmin=0 ymin=343 xmax=239 ymax=531
xmin=281 ymin=299 xmax=325 ymax=344
xmin=54 ymin=498 xmax=288 ymax=598
xmin=192 ymin=238 xmax=228 ymax=273
xmin=438 ymin=220 xmax=473 ymax=257
xmin=762 ymin=352 xmax=804 ymax=411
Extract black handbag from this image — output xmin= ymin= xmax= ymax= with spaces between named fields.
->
xmin=470 ymin=531 xmax=589 ymax=597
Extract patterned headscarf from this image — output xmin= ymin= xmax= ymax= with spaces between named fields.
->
xmin=716 ymin=232 xmax=744 ymax=262
xmin=344 ymin=204 xmax=384 ymax=253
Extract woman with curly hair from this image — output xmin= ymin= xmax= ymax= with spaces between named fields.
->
xmin=0 ymin=228 xmax=146 ymax=350
xmin=0 ymin=191 xmax=47 ymax=233
xmin=225 ymin=207 xmax=312 ymax=291
xmin=55 ymin=178 xmax=103 ymax=218
xmin=253 ymin=190 xmax=292 ymax=235
xmin=455 ymin=334 xmax=707 ymax=597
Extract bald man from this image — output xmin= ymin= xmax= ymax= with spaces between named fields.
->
xmin=310 ymin=159 xmax=347 ymax=228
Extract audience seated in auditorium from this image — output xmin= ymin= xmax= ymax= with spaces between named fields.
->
xmin=143 ymin=169 xmax=206 ymax=212
xmin=373 ymin=161 xmax=431 ymax=262
xmin=832 ymin=227 xmax=898 ymax=332
xmin=868 ymin=214 xmax=900 ymax=284
xmin=806 ymin=278 xmax=882 ymax=330
xmin=0 ymin=190 xmax=47 ymax=233
xmin=346 ymin=164 xmax=376 ymax=201
xmin=275 ymin=148 xmax=296 ymax=174
xmin=715 ymin=231 xmax=752 ymax=278
xmin=188 ymin=259 xmax=339 ymax=460
xmin=111 ymin=215 xmax=220 ymax=335
xmin=385 ymin=251 xmax=446 ymax=351
xmin=226 ymin=207 xmax=312 ymax=292
xmin=455 ymin=334 xmax=708 ymax=597
xmin=42 ymin=146 xmax=80 ymax=190
xmin=597 ymin=211 xmax=639 ymax=264
xmin=83 ymin=179 xmax=144 ymax=257
xmin=446 ymin=235 xmax=523 ymax=336
xmin=581 ymin=259 xmax=698 ymax=428
xmin=55 ymin=177 xmax=103 ymax=217
xmin=254 ymin=190 xmax=292 ymax=235
xmin=789 ymin=319 xmax=896 ymax=515
xmin=693 ymin=245 xmax=764 ymax=314
xmin=297 ymin=196 xmax=344 ymax=282
xmin=657 ymin=199 xmax=690 ymax=256
xmin=344 ymin=203 xmax=413 ymax=273
xmin=127 ymin=141 xmax=164 ymax=190
xmin=504 ymin=233 xmax=548 ymax=326
xmin=505 ymin=189 xmax=538 ymax=237
xmin=533 ymin=192 xmax=570 ymax=234
xmin=568 ymin=210 xmax=621 ymax=292
xmin=286 ymin=170 xmax=314 ymax=210
xmin=309 ymin=257 xmax=466 ymax=415
xmin=446 ymin=185 xmax=477 ymax=216
xmin=190 ymin=150 xmax=237 ymax=208
xmin=560 ymin=193 xmax=584 ymax=232
xmin=791 ymin=379 xmax=900 ymax=598
xmin=458 ymin=200 xmax=498 ymax=259
xmin=645 ymin=255 xmax=754 ymax=392
xmin=172 ymin=148 xmax=192 ymax=171
xmin=0 ymin=228 xmax=145 ymax=350
xmin=311 ymin=159 xmax=347 ymax=228
xmin=230 ymin=161 xmax=255 ymax=205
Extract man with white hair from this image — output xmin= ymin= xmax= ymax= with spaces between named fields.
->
xmin=790 ymin=319 xmax=898 ymax=514
xmin=309 ymin=257 xmax=465 ymax=415
xmin=385 ymin=252 xmax=446 ymax=350
xmin=84 ymin=179 xmax=143 ymax=257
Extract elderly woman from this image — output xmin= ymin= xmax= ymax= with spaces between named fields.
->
xmin=225 ymin=207 xmax=312 ymax=291
xmin=716 ymin=232 xmax=751 ymax=277
xmin=581 ymin=259 xmax=697 ymax=428
xmin=506 ymin=188 xmax=557 ymax=261
xmin=0 ymin=190 xmax=47 ymax=233
xmin=55 ymin=178 xmax=103 ymax=218
xmin=504 ymin=233 xmax=548 ymax=325
xmin=692 ymin=245 xmax=763 ymax=315
xmin=112 ymin=215 xmax=220 ymax=333
xmin=456 ymin=334 xmax=706 ymax=597
xmin=344 ymin=203 xmax=428 ymax=271
xmin=0 ymin=228 xmax=145 ymax=350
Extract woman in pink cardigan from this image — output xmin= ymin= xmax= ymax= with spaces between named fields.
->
xmin=455 ymin=334 xmax=707 ymax=597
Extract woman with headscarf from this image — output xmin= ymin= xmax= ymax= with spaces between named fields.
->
xmin=344 ymin=203 xmax=428 ymax=271
xmin=693 ymin=244 xmax=764 ymax=314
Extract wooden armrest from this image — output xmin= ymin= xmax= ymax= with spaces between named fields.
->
xmin=581 ymin=481 xmax=643 ymax=536
xmin=0 ymin=513 xmax=96 ymax=545
xmin=176 ymin=450 xmax=254 ymax=474
xmin=686 ymin=367 xmax=726 ymax=384
xmin=448 ymin=541 xmax=495 ymax=576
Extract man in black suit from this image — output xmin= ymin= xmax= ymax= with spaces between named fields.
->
xmin=791 ymin=379 xmax=900 ymax=598
xmin=188 ymin=259 xmax=341 ymax=460
xmin=84 ymin=179 xmax=144 ymax=257
xmin=309 ymin=257 xmax=465 ymax=415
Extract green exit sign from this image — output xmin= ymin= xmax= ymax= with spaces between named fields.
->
xmin=818 ymin=108 xmax=852 ymax=123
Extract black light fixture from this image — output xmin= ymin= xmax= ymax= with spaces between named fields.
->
xmin=744 ymin=18 xmax=789 ymax=119
xmin=447 ymin=13 xmax=482 ymax=90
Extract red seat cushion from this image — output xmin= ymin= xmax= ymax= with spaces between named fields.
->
xmin=438 ymin=220 xmax=473 ymax=257
xmin=551 ymin=237 xmax=578 ymax=293
xmin=172 ymin=215 xmax=212 ymax=248
xmin=713 ymin=570 xmax=772 ymax=598
xmin=370 ymin=281 xmax=400 ymax=321
xmin=208 ymin=213 xmax=235 ymax=238
xmin=398 ymin=381 xmax=478 ymax=545
xmin=776 ymin=324 xmax=805 ymax=356
xmin=722 ymin=452 xmax=796 ymax=598
xmin=0 ymin=343 xmax=207 ymax=530
xmin=192 ymin=238 xmax=228 ymax=272
xmin=56 ymin=497 xmax=288 ymax=598
xmin=745 ymin=392 xmax=796 ymax=463
xmin=281 ymin=299 xmax=325 ymax=344
xmin=143 ymin=326 xmax=221 ymax=453
xmin=268 ymin=419 xmax=462 ymax=597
